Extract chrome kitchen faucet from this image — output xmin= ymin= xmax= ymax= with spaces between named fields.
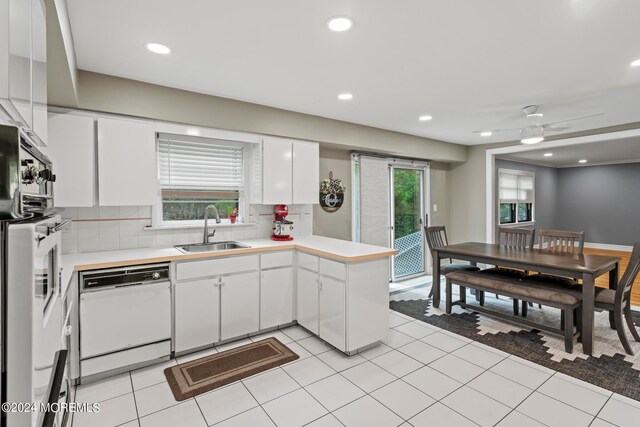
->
xmin=203 ymin=205 xmax=221 ymax=243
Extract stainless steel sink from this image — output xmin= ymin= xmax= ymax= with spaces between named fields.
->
xmin=176 ymin=241 xmax=251 ymax=254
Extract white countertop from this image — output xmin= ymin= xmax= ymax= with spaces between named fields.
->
xmin=61 ymin=236 xmax=397 ymax=287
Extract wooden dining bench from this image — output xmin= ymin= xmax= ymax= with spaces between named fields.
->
xmin=445 ymin=270 xmax=582 ymax=353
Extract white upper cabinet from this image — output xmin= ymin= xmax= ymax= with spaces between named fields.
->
xmin=292 ymin=141 xmax=319 ymax=204
xmin=261 ymin=136 xmax=319 ymax=205
xmin=31 ymin=0 xmax=47 ymax=146
xmin=48 ymin=112 xmax=96 ymax=207
xmin=97 ymin=116 xmax=157 ymax=206
xmin=0 ymin=0 xmax=48 ymax=146
xmin=262 ymin=137 xmax=293 ymax=205
xmin=1 ymin=0 xmax=33 ymax=129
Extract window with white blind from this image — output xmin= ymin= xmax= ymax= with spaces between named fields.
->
xmin=157 ymin=133 xmax=245 ymax=225
xmin=498 ymin=169 xmax=534 ymax=224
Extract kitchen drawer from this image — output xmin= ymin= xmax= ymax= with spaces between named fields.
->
xmin=261 ymin=251 xmax=293 ymax=269
xmin=176 ymin=255 xmax=259 ymax=281
xmin=297 ymin=252 xmax=319 ymax=272
xmin=320 ymin=258 xmax=347 ymax=282
xmin=81 ymin=341 xmax=170 ymax=378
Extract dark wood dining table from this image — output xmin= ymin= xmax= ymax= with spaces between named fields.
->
xmin=431 ymin=242 xmax=621 ymax=356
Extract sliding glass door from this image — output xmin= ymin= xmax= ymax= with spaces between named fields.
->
xmin=353 ymin=154 xmax=430 ymax=283
xmin=390 ymin=167 xmax=426 ymax=280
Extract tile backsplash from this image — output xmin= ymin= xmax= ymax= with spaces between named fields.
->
xmin=60 ymin=204 xmax=313 ymax=254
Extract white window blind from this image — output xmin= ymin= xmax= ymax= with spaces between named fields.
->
xmin=518 ymin=175 xmax=534 ymax=202
xmin=499 ymin=171 xmax=519 ymax=202
xmin=499 ymin=170 xmax=534 ymax=203
xmin=158 ymin=133 xmax=244 ymax=190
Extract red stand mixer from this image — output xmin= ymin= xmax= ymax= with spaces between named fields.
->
xmin=271 ymin=204 xmax=294 ymax=241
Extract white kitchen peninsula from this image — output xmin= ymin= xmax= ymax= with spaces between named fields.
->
xmin=62 ymin=236 xmax=396 ymax=379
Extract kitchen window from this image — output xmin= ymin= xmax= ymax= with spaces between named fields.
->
xmin=157 ymin=133 xmax=246 ymax=226
xmin=498 ymin=169 xmax=534 ymax=225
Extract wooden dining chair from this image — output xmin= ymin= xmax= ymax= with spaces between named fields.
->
xmin=539 ymin=229 xmax=585 ymax=254
xmin=521 ymin=229 xmax=585 ymax=317
xmin=586 ymin=241 xmax=640 ymax=355
xmin=525 ymin=239 xmax=640 ymax=354
xmin=425 ymin=226 xmax=480 ymax=298
xmin=496 ymin=226 xmax=536 ymax=250
xmin=479 ymin=226 xmax=535 ymax=314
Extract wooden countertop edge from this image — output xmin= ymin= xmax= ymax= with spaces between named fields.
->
xmin=295 ymin=246 xmax=399 ymax=263
xmin=71 ymin=244 xmax=398 ymax=272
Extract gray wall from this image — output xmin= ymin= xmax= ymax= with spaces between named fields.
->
xmin=495 ymin=159 xmax=559 ymax=235
xmin=449 ymin=124 xmax=640 ymax=245
xmin=430 ymin=162 xmax=451 ymax=231
xmin=55 ymin=71 xmax=467 ymax=163
xmin=313 ymin=148 xmax=352 ymax=241
xmin=495 ymin=159 xmax=640 ymax=246
xmin=312 ymin=153 xmax=452 ymax=243
xmin=449 ymin=145 xmax=491 ymax=243
xmin=556 ymin=163 xmax=640 ymax=245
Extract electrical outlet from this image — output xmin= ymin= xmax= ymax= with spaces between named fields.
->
xmin=433 ymin=204 xmax=438 ymax=212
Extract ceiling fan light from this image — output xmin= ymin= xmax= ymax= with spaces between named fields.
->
xmin=521 ymin=125 xmax=544 ymax=144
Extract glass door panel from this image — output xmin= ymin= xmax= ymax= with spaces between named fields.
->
xmin=391 ymin=168 xmax=425 ymax=279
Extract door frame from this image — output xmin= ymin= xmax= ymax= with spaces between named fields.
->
xmin=484 ymin=128 xmax=640 ymax=244
xmin=389 ymin=162 xmax=430 ymax=282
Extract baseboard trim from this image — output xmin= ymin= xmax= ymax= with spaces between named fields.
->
xmin=584 ymin=242 xmax=633 ymax=252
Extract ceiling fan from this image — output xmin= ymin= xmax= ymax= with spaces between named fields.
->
xmin=474 ymin=105 xmax=604 ymax=144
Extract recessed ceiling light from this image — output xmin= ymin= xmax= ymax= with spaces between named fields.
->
xmin=145 ymin=42 xmax=171 ymax=55
xmin=327 ymin=16 xmax=354 ymax=32
xmin=480 ymin=131 xmax=492 ymax=137
xmin=338 ymin=93 xmax=353 ymax=100
xmin=631 ymin=58 xmax=640 ymax=67
xmin=544 ymin=153 xmax=553 ymax=157
xmin=579 ymin=159 xmax=588 ymax=163
xmin=419 ymin=115 xmax=433 ymax=122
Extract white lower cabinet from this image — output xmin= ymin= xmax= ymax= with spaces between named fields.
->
xmin=296 ymin=265 xmax=347 ymax=351
xmin=173 ymin=250 xmax=388 ymax=356
xmin=296 ymin=253 xmax=389 ymax=353
xmin=220 ymin=272 xmax=260 ymax=340
xmin=174 ymin=256 xmax=261 ymax=353
xmin=297 ymin=257 xmax=348 ymax=351
xmin=260 ymin=267 xmax=294 ymax=329
xmin=174 ymin=279 xmax=220 ymax=353
xmin=319 ymin=276 xmax=346 ymax=350
xmin=296 ymin=267 xmax=319 ymax=335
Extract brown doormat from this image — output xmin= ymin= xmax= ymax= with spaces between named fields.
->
xmin=164 ymin=337 xmax=299 ymax=401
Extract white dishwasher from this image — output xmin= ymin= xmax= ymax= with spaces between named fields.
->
xmin=79 ymin=264 xmax=172 ymax=379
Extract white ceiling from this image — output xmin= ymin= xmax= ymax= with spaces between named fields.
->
xmin=67 ymin=0 xmax=640 ymax=145
xmin=498 ymin=136 xmax=640 ymax=167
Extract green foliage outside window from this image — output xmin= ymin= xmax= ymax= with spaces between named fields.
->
xmin=394 ymin=169 xmax=422 ymax=238
xmin=162 ymin=190 xmax=239 ymax=222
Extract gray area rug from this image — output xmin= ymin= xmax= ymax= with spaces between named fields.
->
xmin=390 ymin=284 xmax=640 ymax=401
